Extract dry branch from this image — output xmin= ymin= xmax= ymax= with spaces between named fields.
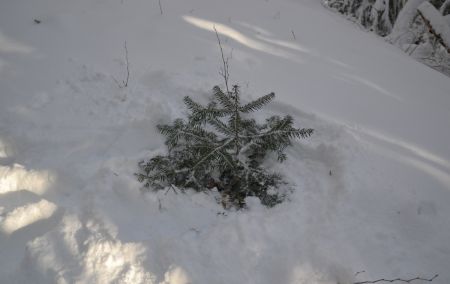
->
xmin=113 ymin=41 xmax=130 ymax=88
xmin=213 ymin=26 xmax=230 ymax=93
xmin=354 ymin=274 xmax=438 ymax=284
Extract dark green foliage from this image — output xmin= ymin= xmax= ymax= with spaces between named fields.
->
xmin=136 ymin=85 xmax=313 ymax=208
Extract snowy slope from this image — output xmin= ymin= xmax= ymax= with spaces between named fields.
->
xmin=1 ymin=0 xmax=450 ymax=283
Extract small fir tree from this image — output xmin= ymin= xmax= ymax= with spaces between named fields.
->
xmin=136 ymin=84 xmax=313 ymax=208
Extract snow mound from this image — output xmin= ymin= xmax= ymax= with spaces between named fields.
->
xmin=0 ymin=164 xmax=54 ymax=195
xmin=22 ymin=214 xmax=154 ymax=284
xmin=1 ymin=199 xmax=57 ymax=235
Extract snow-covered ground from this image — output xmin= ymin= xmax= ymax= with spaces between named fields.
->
xmin=1 ymin=0 xmax=450 ymax=283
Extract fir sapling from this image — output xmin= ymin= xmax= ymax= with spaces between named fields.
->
xmin=136 ymin=84 xmax=313 ymax=208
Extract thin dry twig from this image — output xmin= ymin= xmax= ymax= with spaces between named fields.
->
xmin=213 ymin=26 xmax=230 ymax=93
xmin=158 ymin=198 xmax=163 ymax=212
xmin=112 ymin=41 xmax=130 ymax=88
xmin=164 ymin=184 xmax=179 ymax=195
xmin=354 ymin=274 xmax=438 ymax=284
xmin=158 ymin=0 xmax=163 ymax=15
xmin=124 ymin=41 xmax=130 ymax=87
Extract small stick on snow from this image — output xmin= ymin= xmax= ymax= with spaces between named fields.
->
xmin=112 ymin=41 xmax=130 ymax=88
xmin=291 ymin=30 xmax=296 ymax=40
xmin=124 ymin=41 xmax=130 ymax=87
xmin=354 ymin=274 xmax=438 ymax=284
xmin=159 ymin=0 xmax=163 ymax=15
xmin=158 ymin=198 xmax=163 ymax=211
xmin=164 ymin=184 xmax=179 ymax=195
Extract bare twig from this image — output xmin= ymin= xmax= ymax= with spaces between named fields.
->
xmin=124 ymin=41 xmax=130 ymax=87
xmin=112 ymin=76 xmax=122 ymax=88
xmin=291 ymin=30 xmax=296 ymax=40
xmin=113 ymin=41 xmax=130 ymax=88
xmin=189 ymin=227 xmax=200 ymax=234
xmin=165 ymin=184 xmax=179 ymax=195
xmin=354 ymin=274 xmax=438 ymax=284
xmin=213 ymin=26 xmax=230 ymax=93
xmin=158 ymin=197 xmax=163 ymax=211
xmin=158 ymin=0 xmax=163 ymax=15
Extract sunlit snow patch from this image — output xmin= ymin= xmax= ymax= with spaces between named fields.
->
xmin=160 ymin=266 xmax=191 ymax=284
xmin=0 ymin=199 xmax=57 ymax=234
xmin=0 ymin=30 xmax=33 ymax=54
xmin=289 ymin=263 xmax=347 ymax=284
xmin=183 ymin=15 xmax=301 ymax=62
xmin=0 ymin=139 xmax=7 ymax=158
xmin=0 ymin=164 xmax=53 ymax=195
xmin=25 ymin=214 xmax=155 ymax=284
xmin=353 ymin=128 xmax=450 ymax=189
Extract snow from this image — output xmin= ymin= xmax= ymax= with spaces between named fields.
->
xmin=0 ymin=164 xmax=53 ymax=195
xmin=388 ymin=0 xmax=428 ymax=45
xmin=418 ymin=1 xmax=450 ymax=49
xmin=1 ymin=199 xmax=57 ymax=235
xmin=1 ymin=0 xmax=450 ymax=283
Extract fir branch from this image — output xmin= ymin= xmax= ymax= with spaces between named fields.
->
xmin=271 ymin=115 xmax=292 ymax=131
xmin=178 ymin=129 xmax=217 ymax=144
xmin=240 ymin=92 xmax=275 ymax=113
xmin=184 ymin=96 xmax=204 ymax=112
xmin=217 ymin=150 xmax=236 ymax=168
xmin=240 ymin=128 xmax=313 ymax=139
xmin=209 ymin=118 xmax=234 ymax=136
xmin=185 ymin=96 xmax=231 ymax=125
xmin=231 ymin=85 xmax=241 ymax=156
xmin=192 ymin=138 xmax=234 ymax=170
xmin=213 ymin=86 xmax=235 ymax=110
xmin=237 ymin=141 xmax=257 ymax=157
